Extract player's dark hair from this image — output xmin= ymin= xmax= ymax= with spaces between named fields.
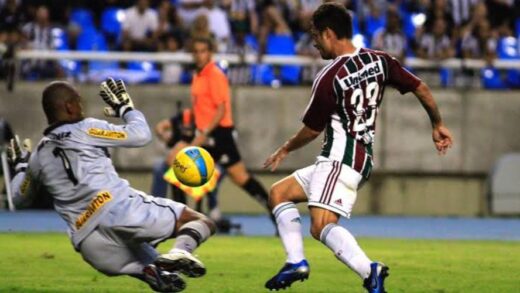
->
xmin=42 ymin=81 xmax=80 ymax=123
xmin=192 ymin=36 xmax=215 ymax=52
xmin=312 ymin=3 xmax=353 ymax=39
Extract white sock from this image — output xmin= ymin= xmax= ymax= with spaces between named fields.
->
xmin=172 ymin=220 xmax=211 ymax=254
xmin=320 ymin=223 xmax=372 ymax=279
xmin=209 ymin=207 xmax=221 ymax=221
xmin=273 ymin=202 xmax=305 ymax=264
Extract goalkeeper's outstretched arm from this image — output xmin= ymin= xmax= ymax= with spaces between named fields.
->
xmin=7 ymin=136 xmax=38 ymax=209
xmin=78 ymin=111 xmax=152 ymax=148
xmin=76 ymin=78 xmax=152 ymax=148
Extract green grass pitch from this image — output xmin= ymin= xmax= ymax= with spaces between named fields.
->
xmin=0 ymin=233 xmax=519 ymax=292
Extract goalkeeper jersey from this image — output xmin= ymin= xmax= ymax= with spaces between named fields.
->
xmin=10 ymin=110 xmax=152 ymax=249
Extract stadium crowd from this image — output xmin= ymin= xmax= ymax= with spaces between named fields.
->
xmin=0 ymin=0 xmax=519 ymax=86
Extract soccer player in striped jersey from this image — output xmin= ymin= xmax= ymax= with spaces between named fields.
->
xmin=263 ymin=3 xmax=453 ymax=292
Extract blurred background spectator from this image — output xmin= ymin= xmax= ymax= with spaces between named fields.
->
xmin=372 ymin=5 xmax=407 ymax=61
xmin=417 ymin=17 xmax=455 ymax=60
xmin=160 ymin=31 xmax=184 ymax=84
xmin=461 ymin=19 xmax=496 ymax=63
xmin=21 ymin=5 xmax=62 ymax=78
xmin=122 ymin=0 xmax=159 ymax=52
xmin=0 ymin=0 xmax=26 ymax=32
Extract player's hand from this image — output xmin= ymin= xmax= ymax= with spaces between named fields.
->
xmin=99 ymin=77 xmax=135 ymax=118
xmin=264 ymin=147 xmax=289 ymax=172
xmin=6 ymin=135 xmax=32 ymax=173
xmin=157 ymin=131 xmax=172 ymax=143
xmin=432 ymin=124 xmax=453 ymax=155
xmin=166 ymin=141 xmax=189 ymax=165
xmin=191 ymin=133 xmax=207 ymax=147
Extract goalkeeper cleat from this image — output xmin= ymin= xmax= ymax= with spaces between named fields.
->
xmin=265 ymin=259 xmax=310 ymax=291
xmin=155 ymin=249 xmax=206 ymax=278
xmin=143 ymin=264 xmax=186 ymax=293
xmin=363 ymin=262 xmax=389 ymax=293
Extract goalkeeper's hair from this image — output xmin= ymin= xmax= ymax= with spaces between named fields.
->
xmin=42 ymin=81 xmax=80 ymax=124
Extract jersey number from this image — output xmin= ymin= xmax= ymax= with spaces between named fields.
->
xmin=349 ymin=81 xmax=379 ymax=133
xmin=53 ymin=147 xmax=78 ymax=185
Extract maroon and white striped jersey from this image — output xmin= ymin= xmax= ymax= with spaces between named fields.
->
xmin=302 ymin=47 xmax=421 ymax=178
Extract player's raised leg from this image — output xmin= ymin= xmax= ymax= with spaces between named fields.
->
xmin=310 ymin=207 xmax=388 ymax=293
xmin=265 ymin=175 xmax=310 ymax=290
xmin=155 ymin=207 xmax=216 ymax=278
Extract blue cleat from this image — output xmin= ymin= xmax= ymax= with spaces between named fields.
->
xmin=265 ymin=260 xmax=310 ymax=291
xmin=363 ymin=262 xmax=389 ymax=293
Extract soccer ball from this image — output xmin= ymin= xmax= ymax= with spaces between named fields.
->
xmin=173 ymin=146 xmax=215 ymax=187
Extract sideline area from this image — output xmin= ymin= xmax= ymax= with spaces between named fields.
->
xmin=1 ymin=211 xmax=519 ymax=241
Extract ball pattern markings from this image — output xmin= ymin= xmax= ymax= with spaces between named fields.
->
xmin=186 ymin=148 xmax=208 ymax=184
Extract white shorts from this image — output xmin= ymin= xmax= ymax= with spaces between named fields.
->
xmin=79 ymin=192 xmax=186 ymax=276
xmin=294 ymin=157 xmax=363 ymax=218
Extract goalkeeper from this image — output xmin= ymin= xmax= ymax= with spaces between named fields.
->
xmin=7 ymin=79 xmax=216 ymax=293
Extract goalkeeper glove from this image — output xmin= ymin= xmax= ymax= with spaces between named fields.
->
xmin=7 ymin=135 xmax=32 ymax=173
xmin=99 ymin=77 xmax=135 ymax=118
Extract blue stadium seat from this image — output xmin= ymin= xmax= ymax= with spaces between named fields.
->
xmin=51 ymin=28 xmax=80 ymax=77
xmin=506 ymin=68 xmax=520 ymax=88
xmin=261 ymin=34 xmax=301 ymax=85
xmin=101 ymin=7 xmax=124 ymax=37
xmin=245 ymin=34 xmax=259 ymax=51
xmin=51 ymin=28 xmax=68 ymax=51
xmin=515 ymin=18 xmax=520 ymax=37
xmin=180 ymin=70 xmax=193 ymax=84
xmin=77 ymin=28 xmax=108 ymax=51
xmin=266 ymin=35 xmax=295 ymax=55
xmin=364 ymin=15 xmax=386 ymax=41
xmin=496 ymin=37 xmax=520 ymax=87
xmin=70 ymin=8 xmax=95 ymax=30
xmin=497 ymin=37 xmax=519 ymax=59
xmin=351 ymin=13 xmax=360 ymax=35
xmin=402 ymin=12 xmax=426 ymax=40
xmin=251 ymin=64 xmax=276 ymax=85
xmin=402 ymin=12 xmax=414 ymax=40
xmin=439 ymin=68 xmax=453 ymax=87
xmin=481 ymin=67 xmax=507 ymax=89
xmin=77 ymin=29 xmax=119 ymax=72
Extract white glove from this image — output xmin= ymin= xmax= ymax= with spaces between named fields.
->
xmin=99 ymin=77 xmax=135 ymax=117
xmin=6 ymin=135 xmax=32 ymax=173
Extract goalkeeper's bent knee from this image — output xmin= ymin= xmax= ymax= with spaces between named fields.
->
xmin=177 ymin=219 xmax=214 ymax=246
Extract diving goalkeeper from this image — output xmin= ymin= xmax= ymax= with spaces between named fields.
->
xmin=7 ymin=79 xmax=216 ymax=293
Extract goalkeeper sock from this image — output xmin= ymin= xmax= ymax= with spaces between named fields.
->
xmin=172 ymin=220 xmax=212 ymax=253
xmin=320 ymin=223 xmax=371 ymax=279
xmin=273 ymin=202 xmax=305 ymax=263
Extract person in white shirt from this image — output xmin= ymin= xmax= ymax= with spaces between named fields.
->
xmin=203 ymin=0 xmax=231 ymax=52
xmin=21 ymin=5 xmax=60 ymax=78
xmin=417 ymin=17 xmax=455 ymax=60
xmin=177 ymin=0 xmax=207 ymax=28
xmin=122 ymin=0 xmax=160 ymax=52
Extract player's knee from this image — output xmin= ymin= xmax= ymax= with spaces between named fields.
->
xmin=310 ymin=221 xmax=328 ymax=241
xmin=200 ymin=216 xmax=217 ymax=235
xmin=268 ymin=183 xmax=287 ymax=209
xmin=177 ymin=208 xmax=216 ymax=235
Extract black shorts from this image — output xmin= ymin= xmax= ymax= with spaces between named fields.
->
xmin=203 ymin=127 xmax=242 ymax=168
